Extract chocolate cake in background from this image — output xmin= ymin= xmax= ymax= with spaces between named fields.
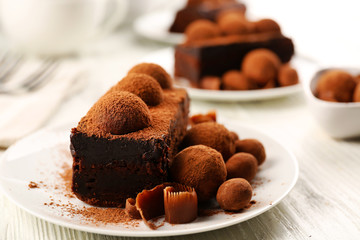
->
xmin=70 ymin=63 xmax=189 ymax=207
xmin=169 ymin=0 xmax=246 ymax=33
xmin=174 ymin=10 xmax=295 ymax=88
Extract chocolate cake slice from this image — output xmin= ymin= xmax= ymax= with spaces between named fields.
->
xmin=175 ymin=33 xmax=294 ymax=86
xmin=70 ymin=64 xmax=189 ymax=207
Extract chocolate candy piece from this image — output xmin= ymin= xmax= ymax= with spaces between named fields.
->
xmin=125 ymin=198 xmax=141 ymax=219
xmin=164 ymin=185 xmax=198 ymax=224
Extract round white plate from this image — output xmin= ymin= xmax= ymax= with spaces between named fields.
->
xmin=133 ymin=10 xmax=184 ymax=45
xmin=142 ymin=48 xmax=318 ymax=102
xmin=0 ymin=122 xmax=298 ymax=237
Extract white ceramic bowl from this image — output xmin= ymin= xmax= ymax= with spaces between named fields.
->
xmin=305 ymin=68 xmax=360 ymax=139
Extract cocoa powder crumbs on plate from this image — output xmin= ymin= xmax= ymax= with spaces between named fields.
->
xmin=28 ymin=181 xmax=39 ymax=189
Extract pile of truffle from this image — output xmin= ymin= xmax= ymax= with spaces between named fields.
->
xmin=173 ymin=113 xmax=266 ymax=212
xmin=85 ymin=63 xmax=173 ymax=135
xmin=185 ymin=10 xmax=282 ymax=43
xmin=315 ymin=70 xmax=360 ymax=102
xmin=200 ymin=48 xmax=299 ymax=91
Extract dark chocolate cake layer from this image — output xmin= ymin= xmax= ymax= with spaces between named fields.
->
xmin=174 ymin=33 xmax=294 ymax=85
xmin=70 ymin=89 xmax=189 ymax=207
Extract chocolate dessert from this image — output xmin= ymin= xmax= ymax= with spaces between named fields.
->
xmin=70 ymin=64 xmax=189 ymax=207
xmin=315 ymin=70 xmax=357 ymax=102
xmin=169 ymin=0 xmax=246 ymax=33
xmin=174 ymin=12 xmax=295 ymax=86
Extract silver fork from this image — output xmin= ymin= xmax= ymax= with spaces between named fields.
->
xmin=0 ymin=52 xmax=24 ymax=84
xmin=0 ymin=59 xmax=59 ymax=94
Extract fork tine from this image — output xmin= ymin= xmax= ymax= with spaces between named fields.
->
xmin=24 ymin=60 xmax=59 ymax=91
xmin=19 ymin=59 xmax=58 ymax=89
xmin=0 ymin=55 xmax=23 ymax=83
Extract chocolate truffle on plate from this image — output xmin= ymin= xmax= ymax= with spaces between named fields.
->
xmin=199 ymin=76 xmax=221 ymax=90
xmin=128 ymin=63 xmax=173 ymax=89
xmin=182 ymin=122 xmax=235 ymax=160
xmin=229 ymin=131 xmax=239 ymax=142
xmin=354 ymin=82 xmax=360 ymax=102
xmin=226 ymin=153 xmax=258 ymax=181
xmin=89 ymin=91 xmax=152 ymax=135
xmin=278 ymin=64 xmax=299 ymax=87
xmin=235 ymin=139 xmax=266 ymax=165
xmin=222 ymin=70 xmax=255 ymax=90
xmin=170 ymin=145 xmax=227 ymax=202
xmin=216 ymin=178 xmax=253 ymax=211
xmin=316 ymin=70 xmax=356 ymax=102
xmin=254 ymin=19 xmax=281 ymax=33
xmin=185 ymin=20 xmax=221 ymax=43
xmin=111 ymin=73 xmax=163 ymax=106
xmin=242 ymin=49 xmax=281 ymax=86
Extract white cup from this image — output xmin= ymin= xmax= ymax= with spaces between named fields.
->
xmin=0 ymin=0 xmax=128 ymax=56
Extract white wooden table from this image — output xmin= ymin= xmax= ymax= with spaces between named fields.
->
xmin=1 ymin=9 xmax=360 ymax=240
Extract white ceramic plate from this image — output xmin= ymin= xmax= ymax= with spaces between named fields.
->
xmin=133 ymin=10 xmax=184 ymax=45
xmin=142 ymin=48 xmax=318 ymax=102
xmin=0 ymin=122 xmax=298 ymax=237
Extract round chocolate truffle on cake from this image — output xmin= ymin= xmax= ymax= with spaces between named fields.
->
xmin=111 ymin=73 xmax=164 ymax=106
xmin=128 ymin=63 xmax=173 ymax=89
xmin=182 ymin=122 xmax=235 ymax=160
xmin=185 ymin=19 xmax=221 ymax=43
xmin=217 ymin=13 xmax=249 ymax=35
xmin=88 ymin=91 xmax=152 ymax=135
xmin=254 ymin=19 xmax=281 ymax=33
xmin=170 ymin=145 xmax=227 ymax=202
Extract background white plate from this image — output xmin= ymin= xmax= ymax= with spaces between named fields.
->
xmin=133 ymin=10 xmax=184 ymax=45
xmin=142 ymin=48 xmax=318 ymax=102
xmin=0 ymin=121 xmax=298 ymax=237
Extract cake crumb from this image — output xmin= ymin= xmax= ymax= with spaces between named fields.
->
xmin=28 ymin=181 xmax=39 ymax=189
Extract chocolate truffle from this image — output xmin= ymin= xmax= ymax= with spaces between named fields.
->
xmin=222 ymin=70 xmax=255 ymax=90
xmin=182 ymin=122 xmax=235 ymax=160
xmin=262 ymin=79 xmax=276 ymax=89
xmin=354 ymin=82 xmax=360 ymax=102
xmin=254 ymin=19 xmax=281 ymax=33
xmin=242 ymin=49 xmax=281 ymax=86
xmin=226 ymin=153 xmax=258 ymax=181
xmin=111 ymin=73 xmax=163 ymax=106
xmin=229 ymin=131 xmax=239 ymax=142
xmin=278 ymin=64 xmax=299 ymax=87
xmin=316 ymin=70 xmax=356 ymax=102
xmin=89 ymin=91 xmax=152 ymax=135
xmin=200 ymin=76 xmax=221 ymax=90
xmin=170 ymin=145 xmax=227 ymax=202
xmin=216 ymin=178 xmax=252 ymax=211
xmin=218 ymin=13 xmax=249 ymax=35
xmin=185 ymin=20 xmax=221 ymax=43
xmin=235 ymin=139 xmax=266 ymax=165
xmin=128 ymin=63 xmax=173 ymax=89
